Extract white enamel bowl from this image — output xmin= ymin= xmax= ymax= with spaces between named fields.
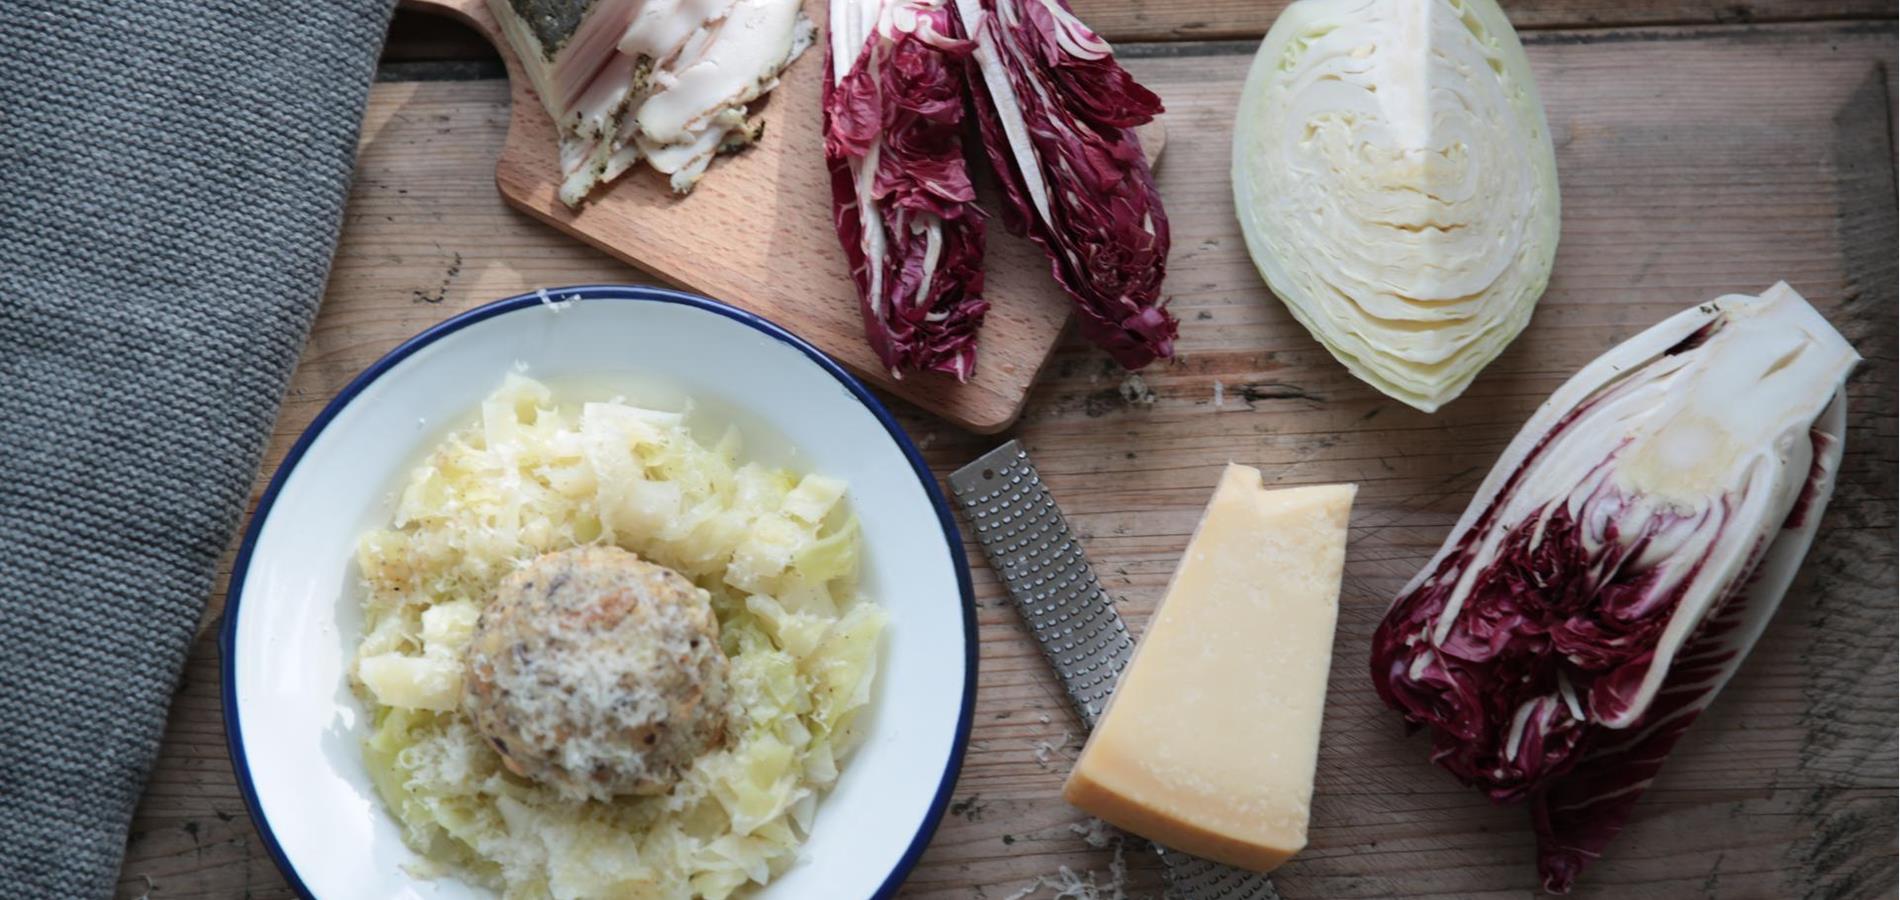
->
xmin=222 ymin=286 xmax=976 ymax=899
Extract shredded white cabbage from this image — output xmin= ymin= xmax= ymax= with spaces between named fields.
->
xmin=350 ymin=374 xmax=884 ymax=899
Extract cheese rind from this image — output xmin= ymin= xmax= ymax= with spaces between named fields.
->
xmin=1063 ymin=465 xmax=1354 ymax=873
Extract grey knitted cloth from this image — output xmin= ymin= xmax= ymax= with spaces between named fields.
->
xmin=0 ymin=1 xmax=396 ymax=894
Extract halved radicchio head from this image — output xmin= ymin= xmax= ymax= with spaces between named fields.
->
xmin=952 ymin=0 xmax=1177 ymax=369
xmin=1371 ymin=283 xmax=1858 ymax=892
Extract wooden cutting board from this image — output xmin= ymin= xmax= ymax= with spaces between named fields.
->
xmin=408 ymin=0 xmax=1162 ymax=434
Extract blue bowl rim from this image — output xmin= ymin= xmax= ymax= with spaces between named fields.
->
xmin=219 ymin=284 xmax=979 ymax=900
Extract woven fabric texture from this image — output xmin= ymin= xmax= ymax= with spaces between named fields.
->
xmin=0 ymin=1 xmax=396 ymax=894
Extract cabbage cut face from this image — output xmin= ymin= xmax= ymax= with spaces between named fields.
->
xmin=1233 ymin=0 xmax=1560 ymax=412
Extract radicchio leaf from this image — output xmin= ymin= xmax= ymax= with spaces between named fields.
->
xmin=951 ymin=0 xmax=1177 ymax=369
xmin=825 ymin=0 xmax=989 ymax=381
xmin=1369 ymin=283 xmax=1859 ymax=893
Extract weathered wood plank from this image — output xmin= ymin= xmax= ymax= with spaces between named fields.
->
xmin=384 ymin=1 xmax=1898 ymax=54
xmin=122 ymin=21 xmax=1896 ymax=900
xmin=1055 ymin=0 xmax=1897 ymax=41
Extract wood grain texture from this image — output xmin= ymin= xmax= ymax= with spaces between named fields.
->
xmin=1048 ymin=0 xmax=1897 ymax=41
xmin=122 ymin=19 xmax=1895 ymax=900
xmin=386 ymin=1 xmax=1900 ymax=54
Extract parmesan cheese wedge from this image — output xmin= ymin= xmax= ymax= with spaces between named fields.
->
xmin=1063 ymin=465 xmax=1354 ymax=873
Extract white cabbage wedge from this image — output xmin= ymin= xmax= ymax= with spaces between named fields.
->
xmin=1233 ymin=0 xmax=1560 ymax=412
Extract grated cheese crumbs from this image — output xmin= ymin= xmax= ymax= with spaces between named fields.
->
xmin=1070 ymin=817 xmax=1117 ymax=849
xmin=1000 ymin=841 xmax=1129 ymax=900
xmin=1033 ymin=730 xmax=1076 ymax=770
xmin=1118 ymin=373 xmax=1156 ymax=408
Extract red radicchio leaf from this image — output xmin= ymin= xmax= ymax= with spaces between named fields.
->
xmin=825 ymin=0 xmax=989 ymax=381
xmin=951 ymin=0 xmax=1176 ymax=369
xmin=1014 ymin=0 xmax=1161 ymax=128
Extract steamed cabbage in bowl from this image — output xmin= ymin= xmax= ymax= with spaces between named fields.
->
xmin=348 ymin=373 xmax=884 ymax=899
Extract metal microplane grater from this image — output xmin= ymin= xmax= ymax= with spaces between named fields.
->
xmin=948 ymin=441 xmax=1282 ymax=900
xmin=947 ymin=442 xmax=1133 ymax=725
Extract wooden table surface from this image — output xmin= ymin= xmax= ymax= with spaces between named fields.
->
xmin=119 ymin=2 xmax=1898 ymax=898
